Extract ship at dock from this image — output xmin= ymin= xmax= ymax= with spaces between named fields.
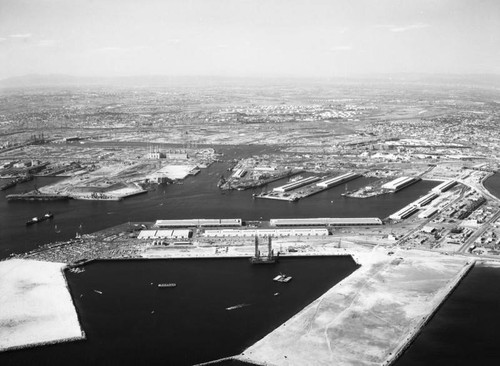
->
xmin=0 ymin=174 xmax=33 ymax=191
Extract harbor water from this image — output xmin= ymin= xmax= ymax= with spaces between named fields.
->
xmin=395 ymin=264 xmax=500 ymax=366
xmin=0 ymin=256 xmax=359 ymax=365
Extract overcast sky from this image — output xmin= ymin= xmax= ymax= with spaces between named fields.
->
xmin=0 ymin=0 xmax=499 ymax=79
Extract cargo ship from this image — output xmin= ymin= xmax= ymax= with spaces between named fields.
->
xmin=0 ymin=174 xmax=33 ymax=191
xmin=158 ymin=283 xmax=176 ymax=288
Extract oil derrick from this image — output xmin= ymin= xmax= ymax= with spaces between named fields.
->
xmin=250 ymin=235 xmax=277 ymax=264
xmin=267 ymin=236 xmax=274 ymax=260
xmin=254 ymin=236 xmax=260 ymax=259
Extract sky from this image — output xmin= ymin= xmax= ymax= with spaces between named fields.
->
xmin=0 ymin=0 xmax=499 ymax=79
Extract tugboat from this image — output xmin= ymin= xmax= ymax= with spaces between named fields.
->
xmin=26 ymin=212 xmax=54 ymax=225
xmin=273 ymin=273 xmax=292 ymax=283
xmin=26 ymin=216 xmax=41 ymax=225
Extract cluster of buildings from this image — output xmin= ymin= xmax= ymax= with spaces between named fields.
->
xmin=389 ymin=180 xmax=456 ymax=221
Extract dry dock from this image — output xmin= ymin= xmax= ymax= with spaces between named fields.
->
xmin=236 ymin=248 xmax=472 ymax=366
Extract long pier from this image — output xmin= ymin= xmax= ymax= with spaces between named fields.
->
xmin=255 ymin=172 xmax=361 ymax=202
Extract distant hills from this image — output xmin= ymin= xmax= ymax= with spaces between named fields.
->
xmin=0 ymin=73 xmax=499 ymax=89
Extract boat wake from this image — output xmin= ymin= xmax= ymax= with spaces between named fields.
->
xmin=225 ymin=303 xmax=251 ymax=311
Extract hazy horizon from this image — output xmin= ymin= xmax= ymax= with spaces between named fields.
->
xmin=1 ymin=0 xmax=499 ymax=80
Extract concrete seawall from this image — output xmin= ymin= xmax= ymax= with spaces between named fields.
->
xmin=383 ymin=259 xmax=476 ymax=366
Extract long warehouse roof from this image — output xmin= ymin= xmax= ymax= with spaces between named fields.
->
xmin=155 ymin=218 xmax=242 ymax=227
xmin=270 ymin=217 xmax=382 ymax=226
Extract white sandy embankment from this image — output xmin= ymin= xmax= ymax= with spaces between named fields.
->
xmin=0 ymin=259 xmax=84 ymax=352
xmin=236 ymin=248 xmax=473 ymax=366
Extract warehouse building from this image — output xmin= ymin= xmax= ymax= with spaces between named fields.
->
xmin=270 ymin=217 xmax=382 ymax=226
xmin=432 ymin=180 xmax=457 ymax=194
xmin=418 ymin=207 xmax=439 ymax=219
xmin=414 ymin=192 xmax=438 ymax=208
xmin=155 ymin=218 xmax=242 ymax=228
xmin=389 ymin=205 xmax=418 ymax=220
xmin=203 ymin=228 xmax=329 ymax=238
xmin=316 ymin=172 xmax=360 ymax=188
xmin=382 ymin=176 xmax=421 ymax=192
xmin=138 ymin=229 xmax=192 ymax=239
xmin=273 ymin=176 xmax=321 ymax=193
xmin=232 ymin=168 xmax=247 ymax=179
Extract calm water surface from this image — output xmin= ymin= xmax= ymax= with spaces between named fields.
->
xmin=0 ymin=256 xmax=358 ymax=366
xmin=484 ymin=171 xmax=500 ymax=200
xmin=395 ymin=265 xmax=500 ymax=366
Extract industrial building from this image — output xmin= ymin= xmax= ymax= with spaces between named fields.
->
xmin=203 ymin=228 xmax=329 ymax=238
xmin=270 ymin=217 xmax=382 ymax=226
xmin=273 ymin=176 xmax=321 ymax=193
xmin=418 ymin=207 xmax=439 ymax=219
xmin=382 ymin=177 xmax=421 ymax=192
xmin=432 ymin=180 xmax=457 ymax=194
xmin=389 ymin=205 xmax=418 ymax=220
xmin=154 ymin=218 xmax=242 ymax=228
xmin=232 ymin=168 xmax=247 ymax=179
xmin=138 ymin=229 xmax=192 ymax=239
xmin=316 ymin=172 xmax=360 ymax=188
xmin=414 ymin=192 xmax=438 ymax=208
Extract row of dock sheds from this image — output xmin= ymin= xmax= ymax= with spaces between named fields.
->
xmin=272 ymin=172 xmax=360 ymax=193
xmin=137 ymin=229 xmax=192 ymax=239
xmin=143 ymin=217 xmax=383 ymax=239
xmin=153 ymin=217 xmax=382 ymax=228
xmin=389 ymin=180 xmax=457 ymax=220
xmin=133 ymin=217 xmax=384 ymax=240
xmin=203 ymin=228 xmax=329 ymax=238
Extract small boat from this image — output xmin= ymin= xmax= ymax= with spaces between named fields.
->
xmin=273 ymin=273 xmax=292 ymax=283
xmin=26 ymin=217 xmax=41 ymax=225
xmin=226 ymin=303 xmax=250 ymax=311
xmin=158 ymin=283 xmax=176 ymax=288
xmin=93 ymin=289 xmax=103 ymax=295
xmin=69 ymin=267 xmax=85 ymax=274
